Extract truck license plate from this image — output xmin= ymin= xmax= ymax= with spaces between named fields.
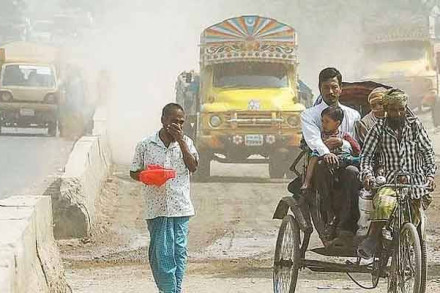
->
xmin=245 ymin=135 xmax=263 ymax=146
xmin=20 ymin=109 xmax=35 ymax=116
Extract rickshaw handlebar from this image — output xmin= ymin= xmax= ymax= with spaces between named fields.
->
xmin=372 ymin=183 xmax=432 ymax=192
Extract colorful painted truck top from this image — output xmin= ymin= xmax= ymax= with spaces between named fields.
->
xmin=180 ymin=16 xmax=311 ymax=179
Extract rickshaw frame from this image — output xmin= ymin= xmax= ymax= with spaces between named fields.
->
xmin=272 ymin=81 xmax=428 ymax=293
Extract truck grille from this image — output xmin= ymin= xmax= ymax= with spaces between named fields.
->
xmin=226 ymin=111 xmax=283 ymax=127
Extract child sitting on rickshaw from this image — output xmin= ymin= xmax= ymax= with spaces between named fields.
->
xmin=302 ymin=106 xmax=361 ymax=191
xmin=301 ymin=106 xmax=361 ymax=229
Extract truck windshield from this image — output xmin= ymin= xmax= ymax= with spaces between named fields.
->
xmin=366 ymin=41 xmax=426 ymax=64
xmin=213 ymin=62 xmax=288 ymax=88
xmin=2 ymin=64 xmax=55 ymax=88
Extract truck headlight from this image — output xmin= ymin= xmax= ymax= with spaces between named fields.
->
xmin=44 ymin=94 xmax=57 ymax=103
xmin=287 ymin=115 xmax=300 ymax=127
xmin=0 ymin=92 xmax=12 ymax=102
xmin=209 ymin=115 xmax=222 ymax=128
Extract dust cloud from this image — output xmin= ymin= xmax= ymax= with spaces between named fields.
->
xmin=74 ymin=0 xmax=431 ymax=164
xmin=86 ymin=0 xmax=303 ymax=164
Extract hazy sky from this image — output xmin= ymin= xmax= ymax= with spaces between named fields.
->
xmin=49 ymin=0 xmax=429 ymax=163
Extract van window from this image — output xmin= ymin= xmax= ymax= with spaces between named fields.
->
xmin=2 ymin=64 xmax=55 ymax=88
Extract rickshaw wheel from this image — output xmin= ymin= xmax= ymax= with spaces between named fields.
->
xmin=419 ymin=238 xmax=427 ymax=293
xmin=372 ymin=243 xmax=391 ymax=288
xmin=387 ymin=223 xmax=422 ymax=293
xmin=273 ymin=215 xmax=300 ymax=293
xmin=371 ymin=256 xmax=381 ymax=288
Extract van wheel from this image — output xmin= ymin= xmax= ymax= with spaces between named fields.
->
xmin=48 ymin=122 xmax=57 ymax=137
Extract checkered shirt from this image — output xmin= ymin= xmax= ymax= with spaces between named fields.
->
xmin=360 ymin=116 xmax=437 ymax=199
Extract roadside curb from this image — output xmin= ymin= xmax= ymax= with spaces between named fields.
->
xmin=0 ymin=196 xmax=69 ymax=293
xmin=49 ymin=105 xmax=112 ymax=239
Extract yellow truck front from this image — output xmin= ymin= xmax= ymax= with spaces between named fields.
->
xmin=196 ymin=16 xmax=306 ymax=178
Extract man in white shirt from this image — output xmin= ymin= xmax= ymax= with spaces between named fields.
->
xmin=130 ymin=103 xmax=199 ymax=293
xmin=301 ymin=67 xmax=361 ymax=240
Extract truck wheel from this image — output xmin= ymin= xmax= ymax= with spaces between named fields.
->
xmin=269 ymin=160 xmax=285 ymax=179
xmin=48 ymin=122 xmax=57 ymax=137
xmin=269 ymin=153 xmax=285 ymax=179
xmin=269 ymin=150 xmax=291 ymax=179
xmin=194 ymin=152 xmax=211 ymax=181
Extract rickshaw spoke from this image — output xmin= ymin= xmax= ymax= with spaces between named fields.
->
xmin=273 ymin=215 xmax=301 ymax=292
xmin=396 ymin=223 xmax=422 ymax=293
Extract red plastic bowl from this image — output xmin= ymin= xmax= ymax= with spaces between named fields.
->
xmin=139 ymin=165 xmax=176 ymax=186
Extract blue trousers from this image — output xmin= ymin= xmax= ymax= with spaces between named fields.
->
xmin=147 ymin=216 xmax=189 ymax=293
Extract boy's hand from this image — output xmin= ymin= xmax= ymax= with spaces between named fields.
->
xmin=324 ymin=137 xmax=343 ymax=150
xmin=323 ymin=153 xmax=339 ymax=166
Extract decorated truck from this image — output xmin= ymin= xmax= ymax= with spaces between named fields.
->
xmin=0 ymin=42 xmax=62 ymax=135
xmin=362 ymin=9 xmax=440 ymax=113
xmin=176 ymin=16 xmax=311 ymax=179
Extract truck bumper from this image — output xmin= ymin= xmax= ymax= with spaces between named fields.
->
xmin=197 ymin=131 xmax=302 ymax=154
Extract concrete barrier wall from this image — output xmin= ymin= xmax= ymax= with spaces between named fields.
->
xmin=52 ymin=106 xmax=112 ymax=239
xmin=0 ymin=196 xmax=69 ymax=293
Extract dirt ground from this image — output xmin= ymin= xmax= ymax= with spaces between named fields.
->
xmin=61 ymin=118 xmax=440 ymax=293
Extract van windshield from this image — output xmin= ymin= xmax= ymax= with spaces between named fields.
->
xmin=1 ymin=64 xmax=55 ymax=88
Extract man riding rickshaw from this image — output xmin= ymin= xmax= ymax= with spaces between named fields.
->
xmin=300 ymin=67 xmax=361 ymax=243
xmin=272 ymin=67 xmax=437 ymax=293
xmin=358 ymin=89 xmax=437 ymax=258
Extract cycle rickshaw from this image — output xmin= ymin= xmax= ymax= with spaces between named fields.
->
xmin=272 ymin=81 xmax=429 ymax=293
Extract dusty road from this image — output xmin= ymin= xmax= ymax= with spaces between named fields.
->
xmin=62 ymin=113 xmax=440 ymax=292
xmin=0 ymin=129 xmax=75 ymax=199
xmin=62 ymin=167 xmax=440 ymax=292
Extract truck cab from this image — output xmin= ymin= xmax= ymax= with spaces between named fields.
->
xmin=363 ymin=39 xmax=437 ymax=111
xmin=362 ymin=10 xmax=440 ymax=112
xmin=191 ymin=16 xmax=308 ymax=179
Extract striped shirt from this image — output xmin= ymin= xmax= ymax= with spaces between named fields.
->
xmin=360 ymin=116 xmax=437 ymax=198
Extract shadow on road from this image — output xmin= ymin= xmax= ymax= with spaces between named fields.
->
xmin=193 ymin=176 xmax=291 ymax=184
